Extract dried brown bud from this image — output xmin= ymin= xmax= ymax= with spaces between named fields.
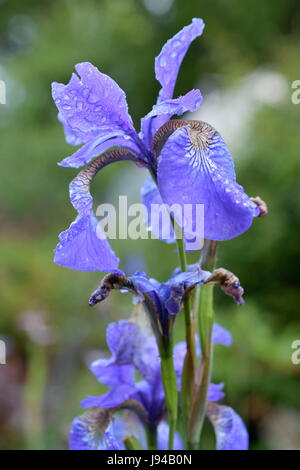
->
xmin=205 ymin=267 xmax=244 ymax=305
xmin=251 ymin=196 xmax=268 ymax=217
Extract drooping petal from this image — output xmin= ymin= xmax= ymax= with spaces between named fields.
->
xmin=70 ymin=408 xmax=117 ymax=450
xmin=207 ymin=403 xmax=249 ymax=450
xmin=52 ymin=62 xmax=135 ymax=145
xmin=212 ymin=323 xmax=232 ymax=347
xmin=54 ymin=215 xmax=119 ymax=271
xmin=157 ymin=124 xmax=259 ymax=242
xmin=155 ymin=18 xmax=205 ymax=103
xmin=70 ymin=409 xmax=145 ymax=450
xmin=157 ymin=422 xmax=183 ymax=450
xmin=58 ymin=131 xmax=140 ymax=168
xmin=69 ymin=147 xmax=139 ymax=215
xmin=55 ymin=148 xmax=139 ymax=273
xmin=141 ymin=89 xmax=202 ymax=150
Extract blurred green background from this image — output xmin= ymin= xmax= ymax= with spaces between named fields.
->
xmin=0 ymin=0 xmax=300 ymax=450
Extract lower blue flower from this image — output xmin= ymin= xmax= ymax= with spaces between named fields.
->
xmin=70 ymin=317 xmax=248 ymax=450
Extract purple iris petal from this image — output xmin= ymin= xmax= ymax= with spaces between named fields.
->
xmin=52 ymin=62 xmax=135 ymax=145
xmin=91 ymin=362 xmax=134 ymax=389
xmin=84 ymin=320 xmax=163 ymax=421
xmin=70 ymin=410 xmax=145 ymax=450
xmin=58 ymin=112 xmax=82 ymax=146
xmin=141 ymin=176 xmax=175 ymax=243
xmin=141 ymin=89 xmax=202 ymax=149
xmin=157 ymin=422 xmax=183 ymax=450
xmin=59 ymin=131 xmax=140 ymax=168
xmin=70 ymin=409 xmax=121 ymax=450
xmin=212 ymin=323 xmax=232 ymax=347
xmin=81 ymin=383 xmax=137 ymax=409
xmin=106 ymin=320 xmax=139 ymax=364
xmin=54 ymin=215 xmax=119 ymax=271
xmin=56 ymin=145 xmax=139 ymax=272
xmin=208 ymin=382 xmax=225 ymax=402
xmin=134 ymin=376 xmax=165 ymax=424
xmin=207 ymin=403 xmax=249 ymax=450
xmin=155 ymin=18 xmax=205 ymax=103
xmin=157 ymin=125 xmax=259 ymax=241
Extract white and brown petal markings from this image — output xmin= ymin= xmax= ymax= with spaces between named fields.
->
xmin=152 ymin=119 xmax=216 ymax=160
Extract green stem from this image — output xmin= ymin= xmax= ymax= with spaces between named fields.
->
xmin=187 ymin=240 xmax=217 ymax=449
xmin=175 ymin=236 xmax=196 ymax=352
xmin=188 ymin=283 xmax=214 ymax=449
xmin=175 ymin=232 xmax=197 ymax=444
xmin=146 ymin=424 xmax=157 ymax=450
xmin=158 ymin=337 xmax=178 ymax=450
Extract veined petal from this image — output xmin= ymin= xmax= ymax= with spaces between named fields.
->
xmin=55 ymin=149 xmax=139 ymax=273
xmin=69 ymin=147 xmax=139 ymax=215
xmin=141 ymin=89 xmax=202 ymax=150
xmin=52 ymin=62 xmax=135 ymax=145
xmin=54 ymin=215 xmax=119 ymax=271
xmin=70 ymin=409 xmax=145 ymax=450
xmin=155 ymin=18 xmax=205 ymax=102
xmin=157 ymin=124 xmax=259 ymax=242
xmin=207 ymin=403 xmax=249 ymax=450
xmin=70 ymin=408 xmax=116 ymax=450
xmin=59 ymin=131 xmax=140 ymax=168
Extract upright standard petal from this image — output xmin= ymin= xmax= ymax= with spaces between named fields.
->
xmin=141 ymin=89 xmax=202 ymax=150
xmin=157 ymin=124 xmax=259 ymax=241
xmin=155 ymin=18 xmax=205 ymax=102
xmin=54 ymin=215 xmax=119 ymax=271
xmin=52 ymin=62 xmax=135 ymax=145
xmin=207 ymin=403 xmax=249 ymax=450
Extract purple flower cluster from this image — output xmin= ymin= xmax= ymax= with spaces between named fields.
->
xmin=52 ymin=17 xmax=267 ymax=451
xmin=70 ymin=318 xmax=248 ymax=450
xmin=52 ymin=18 xmax=261 ymax=273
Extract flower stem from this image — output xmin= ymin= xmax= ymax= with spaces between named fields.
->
xmin=174 ymin=231 xmax=197 ymax=445
xmin=146 ymin=424 xmax=157 ymax=450
xmin=188 ymin=240 xmax=217 ymax=449
xmin=159 ymin=339 xmax=178 ymax=450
